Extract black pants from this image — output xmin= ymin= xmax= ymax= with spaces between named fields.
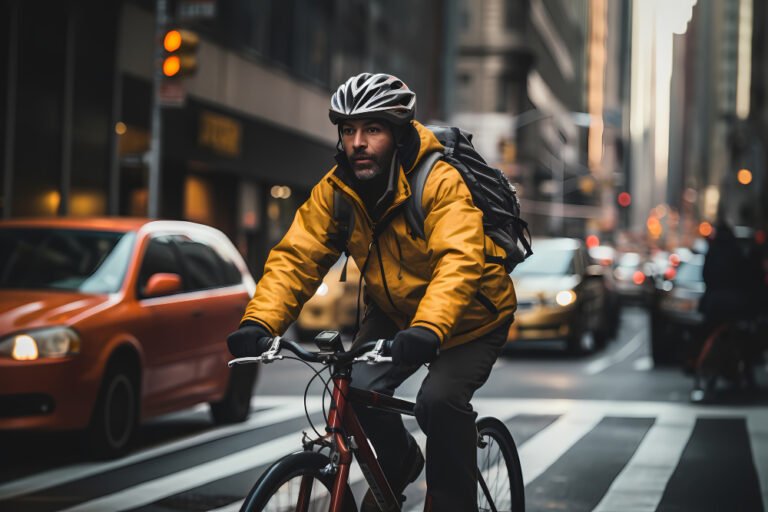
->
xmin=351 ymin=304 xmax=510 ymax=511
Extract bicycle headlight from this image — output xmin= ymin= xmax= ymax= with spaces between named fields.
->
xmin=0 ymin=327 xmax=81 ymax=360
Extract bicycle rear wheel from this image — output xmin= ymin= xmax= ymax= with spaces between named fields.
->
xmin=476 ymin=416 xmax=525 ymax=512
xmin=240 ymin=451 xmax=357 ymax=512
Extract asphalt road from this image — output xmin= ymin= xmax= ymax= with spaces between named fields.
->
xmin=1 ymin=307 xmax=767 ymax=511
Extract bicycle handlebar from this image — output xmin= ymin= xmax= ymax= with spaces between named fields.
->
xmin=227 ymin=336 xmax=393 ymax=368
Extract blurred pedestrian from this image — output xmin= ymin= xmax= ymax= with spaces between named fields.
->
xmin=693 ymin=222 xmax=761 ymax=398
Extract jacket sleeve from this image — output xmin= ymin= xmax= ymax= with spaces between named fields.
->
xmin=241 ymin=178 xmax=342 ymax=335
xmin=409 ymin=162 xmax=485 ymax=342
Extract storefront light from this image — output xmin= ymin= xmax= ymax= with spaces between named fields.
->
xmin=270 ymin=185 xmax=292 ymax=199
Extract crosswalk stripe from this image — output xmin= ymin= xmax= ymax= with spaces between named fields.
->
xmin=519 ymin=410 xmax=604 ymax=485
xmin=58 ymin=428 xmax=309 ymax=512
xmin=208 ymin=429 xmax=430 ymax=512
xmin=6 ymin=397 xmax=767 ymax=512
xmin=591 ymin=410 xmax=697 ymax=512
xmin=0 ymin=400 xmax=317 ymax=501
xmin=745 ymin=415 xmax=768 ymax=511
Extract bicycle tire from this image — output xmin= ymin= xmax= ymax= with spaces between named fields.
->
xmin=476 ymin=416 xmax=525 ymax=512
xmin=240 ymin=451 xmax=357 ymax=512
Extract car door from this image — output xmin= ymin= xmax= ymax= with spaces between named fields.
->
xmin=173 ymin=234 xmax=250 ymax=396
xmin=135 ymin=235 xmax=201 ymax=410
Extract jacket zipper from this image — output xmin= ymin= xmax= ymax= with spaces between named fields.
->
xmin=331 ymin=178 xmax=410 ymax=315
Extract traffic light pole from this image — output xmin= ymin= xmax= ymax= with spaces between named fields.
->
xmin=147 ymin=0 xmax=168 ymax=219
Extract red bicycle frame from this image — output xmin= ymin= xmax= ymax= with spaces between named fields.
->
xmin=308 ymin=369 xmax=418 ymax=512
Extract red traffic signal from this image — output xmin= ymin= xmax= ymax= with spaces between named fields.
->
xmin=162 ymin=29 xmax=199 ymax=78
xmin=617 ymin=192 xmax=631 ymax=208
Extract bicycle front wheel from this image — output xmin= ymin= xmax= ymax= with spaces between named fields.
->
xmin=240 ymin=451 xmax=357 ymax=512
xmin=476 ymin=416 xmax=525 ymax=512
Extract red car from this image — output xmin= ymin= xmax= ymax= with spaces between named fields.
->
xmin=0 ymin=218 xmax=256 ymax=457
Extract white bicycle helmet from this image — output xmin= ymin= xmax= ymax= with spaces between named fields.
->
xmin=329 ymin=73 xmax=416 ymax=126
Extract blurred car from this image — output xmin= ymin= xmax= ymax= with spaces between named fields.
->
xmin=0 ymin=218 xmax=257 ymax=458
xmin=508 ymin=238 xmax=610 ymax=353
xmin=650 ymin=254 xmax=705 ymax=365
xmin=588 ymin=244 xmax=622 ymax=337
xmin=296 ymin=256 xmax=361 ymax=336
xmin=613 ymin=252 xmax=655 ymax=305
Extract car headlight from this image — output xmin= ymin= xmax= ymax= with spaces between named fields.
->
xmin=0 ymin=327 xmax=81 ymax=360
xmin=555 ymin=290 xmax=577 ymax=307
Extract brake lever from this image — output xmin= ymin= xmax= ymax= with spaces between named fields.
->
xmin=353 ymin=339 xmax=393 ymax=364
xmin=227 ymin=336 xmax=284 ymax=367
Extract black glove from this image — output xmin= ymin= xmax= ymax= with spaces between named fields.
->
xmin=390 ymin=326 xmax=441 ymax=366
xmin=227 ymin=323 xmax=273 ymax=358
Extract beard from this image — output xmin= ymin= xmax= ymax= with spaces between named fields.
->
xmin=350 ymin=151 xmax=391 ymax=181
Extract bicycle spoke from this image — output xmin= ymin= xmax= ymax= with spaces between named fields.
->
xmin=477 ymin=433 xmax=513 ymax=512
xmin=261 ymin=474 xmax=333 ymax=511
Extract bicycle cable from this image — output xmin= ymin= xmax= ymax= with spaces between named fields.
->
xmin=280 ymin=356 xmax=334 ymax=439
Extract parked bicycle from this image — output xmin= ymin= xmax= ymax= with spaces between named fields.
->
xmin=228 ymin=330 xmax=525 ymax=511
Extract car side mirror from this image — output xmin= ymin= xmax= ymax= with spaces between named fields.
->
xmin=144 ymin=273 xmax=183 ymax=297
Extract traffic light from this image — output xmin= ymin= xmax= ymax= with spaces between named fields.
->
xmin=162 ymin=29 xmax=199 ymax=78
xmin=617 ymin=192 xmax=631 ymax=208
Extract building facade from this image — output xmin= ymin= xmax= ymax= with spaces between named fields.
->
xmin=452 ymin=0 xmax=630 ymax=240
xmin=0 ymin=0 xmax=447 ymax=275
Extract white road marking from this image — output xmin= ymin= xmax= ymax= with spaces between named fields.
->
xmin=0 ymin=399 xmax=319 ymax=501
xmin=203 ymin=430 xmax=433 ymax=512
xmin=585 ymin=331 xmax=645 ymax=375
xmin=9 ymin=396 xmax=768 ymax=512
xmin=58 ymin=429 xmax=306 ymax=512
xmin=633 ymin=356 xmax=654 ymax=371
xmin=747 ymin=413 xmax=768 ymax=511
xmin=518 ymin=410 xmax=604 ymax=485
xmin=592 ymin=410 xmax=697 ymax=511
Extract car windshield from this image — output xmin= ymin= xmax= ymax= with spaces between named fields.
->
xmin=0 ymin=228 xmax=136 ymax=293
xmin=513 ymin=248 xmax=574 ymax=276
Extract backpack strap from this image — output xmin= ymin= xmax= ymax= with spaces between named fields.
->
xmin=331 ymin=189 xmax=355 ymax=282
xmin=404 ymin=151 xmax=443 ymax=240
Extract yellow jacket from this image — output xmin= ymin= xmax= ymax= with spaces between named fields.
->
xmin=242 ymin=121 xmax=517 ymax=349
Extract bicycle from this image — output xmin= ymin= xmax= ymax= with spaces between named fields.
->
xmin=228 ymin=330 xmax=525 ymax=511
xmin=690 ymin=319 xmax=760 ymax=403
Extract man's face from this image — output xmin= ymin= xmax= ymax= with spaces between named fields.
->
xmin=340 ymin=119 xmax=396 ymax=180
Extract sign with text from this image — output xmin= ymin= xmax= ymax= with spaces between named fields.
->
xmin=199 ymin=111 xmax=242 ymax=157
xmin=159 ymin=80 xmax=186 ymax=107
xmin=177 ymin=0 xmax=216 ymax=21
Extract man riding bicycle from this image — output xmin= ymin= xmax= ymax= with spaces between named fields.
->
xmin=227 ymin=72 xmax=517 ymax=511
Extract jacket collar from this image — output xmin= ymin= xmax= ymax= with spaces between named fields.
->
xmin=329 ymin=121 xmax=444 ymax=222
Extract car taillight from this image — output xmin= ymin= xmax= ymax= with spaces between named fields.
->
xmin=632 ymin=271 xmax=645 ymax=285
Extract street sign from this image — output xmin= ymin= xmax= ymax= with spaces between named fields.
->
xmin=159 ymin=80 xmax=186 ymax=107
xmin=177 ymin=0 xmax=216 ymax=21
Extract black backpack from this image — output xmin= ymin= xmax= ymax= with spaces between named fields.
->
xmin=333 ymin=125 xmax=533 ymax=273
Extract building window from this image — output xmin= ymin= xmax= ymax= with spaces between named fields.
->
xmin=457 ymin=73 xmax=473 ymax=111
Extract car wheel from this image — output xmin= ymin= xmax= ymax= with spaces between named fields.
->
xmin=87 ymin=362 xmax=139 ymax=459
xmin=593 ymin=327 xmax=609 ymax=350
xmin=566 ymin=314 xmax=587 ymax=354
xmin=210 ymin=365 xmax=258 ymax=424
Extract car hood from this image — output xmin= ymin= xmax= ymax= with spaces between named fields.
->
xmin=0 ymin=290 xmax=115 ymax=335
xmin=512 ymin=275 xmax=580 ymax=299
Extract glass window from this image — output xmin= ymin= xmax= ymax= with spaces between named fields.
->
xmin=513 ymin=249 xmax=574 ymax=276
xmin=175 ymin=238 xmax=227 ymax=291
xmin=137 ymin=237 xmax=184 ymax=297
xmin=0 ymin=228 xmax=134 ymax=293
